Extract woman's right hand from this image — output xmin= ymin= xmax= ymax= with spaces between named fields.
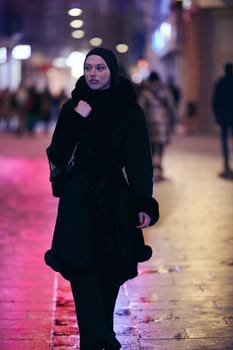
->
xmin=74 ymin=100 xmax=92 ymax=118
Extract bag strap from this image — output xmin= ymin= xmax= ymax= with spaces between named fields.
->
xmin=67 ymin=142 xmax=79 ymax=167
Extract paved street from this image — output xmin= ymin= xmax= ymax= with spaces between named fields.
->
xmin=0 ymin=130 xmax=233 ymax=350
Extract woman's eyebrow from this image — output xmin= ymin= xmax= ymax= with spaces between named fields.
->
xmin=85 ymin=63 xmax=106 ymax=67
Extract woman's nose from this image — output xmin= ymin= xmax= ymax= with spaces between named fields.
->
xmin=90 ymin=68 xmax=96 ymax=75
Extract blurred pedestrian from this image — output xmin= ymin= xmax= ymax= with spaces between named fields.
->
xmin=25 ymin=87 xmax=40 ymax=137
xmin=45 ymin=48 xmax=159 ymax=350
xmin=138 ymin=71 xmax=176 ymax=181
xmin=50 ymin=89 xmax=67 ymax=122
xmin=212 ymin=62 xmax=233 ymax=179
xmin=0 ymin=88 xmax=14 ymax=131
xmin=13 ymin=84 xmax=29 ymax=136
xmin=40 ymin=87 xmax=52 ymax=134
xmin=167 ymin=75 xmax=181 ymax=109
xmin=186 ymin=101 xmax=198 ymax=134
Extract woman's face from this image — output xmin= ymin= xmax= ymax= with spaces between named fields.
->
xmin=84 ymin=55 xmax=111 ymax=90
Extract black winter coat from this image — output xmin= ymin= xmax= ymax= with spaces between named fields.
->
xmin=45 ymin=76 xmax=159 ymax=284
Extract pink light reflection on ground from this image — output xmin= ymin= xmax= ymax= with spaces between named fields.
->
xmin=0 ymin=153 xmax=57 ymax=348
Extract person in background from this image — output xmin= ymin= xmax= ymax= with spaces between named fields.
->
xmin=0 ymin=88 xmax=14 ymax=131
xmin=14 ymin=84 xmax=29 ymax=136
xmin=167 ymin=75 xmax=181 ymax=110
xmin=212 ymin=62 xmax=233 ymax=179
xmin=50 ymin=89 xmax=67 ymax=123
xmin=138 ymin=71 xmax=176 ymax=181
xmin=40 ymin=87 xmax=52 ymax=134
xmin=25 ymin=87 xmax=40 ymax=137
xmin=45 ymin=48 xmax=159 ymax=350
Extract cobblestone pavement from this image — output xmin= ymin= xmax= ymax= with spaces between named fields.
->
xmin=0 ymin=131 xmax=233 ymax=350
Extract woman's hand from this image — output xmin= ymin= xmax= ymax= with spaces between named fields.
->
xmin=136 ymin=212 xmax=151 ymax=229
xmin=74 ymin=100 xmax=92 ymax=118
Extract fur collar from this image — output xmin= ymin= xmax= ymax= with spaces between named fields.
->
xmin=70 ymin=75 xmax=137 ymax=114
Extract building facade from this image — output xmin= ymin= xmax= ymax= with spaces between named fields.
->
xmin=145 ymin=0 xmax=233 ymax=132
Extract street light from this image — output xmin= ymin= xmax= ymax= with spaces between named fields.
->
xmin=12 ymin=45 xmax=31 ymax=60
xmin=68 ymin=5 xmax=82 ymax=16
xmin=70 ymin=19 xmax=84 ymax=28
xmin=116 ymin=44 xmax=129 ymax=53
xmin=90 ymin=37 xmax=103 ymax=47
xmin=71 ymin=30 xmax=85 ymax=39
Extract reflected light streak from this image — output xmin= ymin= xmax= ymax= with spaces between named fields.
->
xmin=0 ymin=47 xmax=7 ymax=64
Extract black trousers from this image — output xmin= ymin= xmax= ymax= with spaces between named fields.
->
xmin=70 ymin=271 xmax=121 ymax=350
xmin=220 ymin=125 xmax=233 ymax=169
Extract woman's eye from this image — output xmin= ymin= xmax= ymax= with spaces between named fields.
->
xmin=97 ymin=66 xmax=105 ymax=71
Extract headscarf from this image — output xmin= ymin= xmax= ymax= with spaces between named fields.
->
xmin=84 ymin=47 xmax=119 ymax=87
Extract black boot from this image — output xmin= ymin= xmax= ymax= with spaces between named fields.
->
xmin=70 ymin=273 xmax=121 ymax=350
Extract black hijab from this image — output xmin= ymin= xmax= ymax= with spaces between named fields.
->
xmin=70 ymin=47 xmax=136 ymax=117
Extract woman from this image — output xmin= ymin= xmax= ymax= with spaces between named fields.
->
xmin=45 ymin=48 xmax=159 ymax=350
xmin=138 ymin=71 xmax=176 ymax=181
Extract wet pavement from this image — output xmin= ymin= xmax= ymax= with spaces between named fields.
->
xmin=0 ymin=131 xmax=233 ymax=350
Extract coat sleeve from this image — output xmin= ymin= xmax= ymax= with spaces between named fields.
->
xmin=47 ymin=101 xmax=87 ymax=166
xmin=124 ymin=104 xmax=159 ymax=225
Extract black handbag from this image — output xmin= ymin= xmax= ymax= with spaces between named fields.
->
xmin=46 ymin=142 xmax=79 ymax=197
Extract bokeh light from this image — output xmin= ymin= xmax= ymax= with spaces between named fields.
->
xmin=65 ymin=51 xmax=86 ymax=78
xmin=68 ymin=8 xmax=82 ymax=16
xmin=89 ymin=37 xmax=103 ymax=47
xmin=70 ymin=19 xmax=84 ymax=29
xmin=71 ymin=30 xmax=85 ymax=39
xmin=116 ymin=44 xmax=128 ymax=53
xmin=12 ymin=45 xmax=31 ymax=60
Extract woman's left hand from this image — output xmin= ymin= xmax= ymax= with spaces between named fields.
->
xmin=136 ymin=212 xmax=151 ymax=229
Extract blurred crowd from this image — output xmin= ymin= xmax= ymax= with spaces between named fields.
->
xmin=1 ymin=62 xmax=232 ymax=183
xmin=0 ymin=71 xmax=181 ymax=181
xmin=0 ymin=85 xmax=67 ymax=137
xmin=0 ymin=73 xmax=180 ymax=137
